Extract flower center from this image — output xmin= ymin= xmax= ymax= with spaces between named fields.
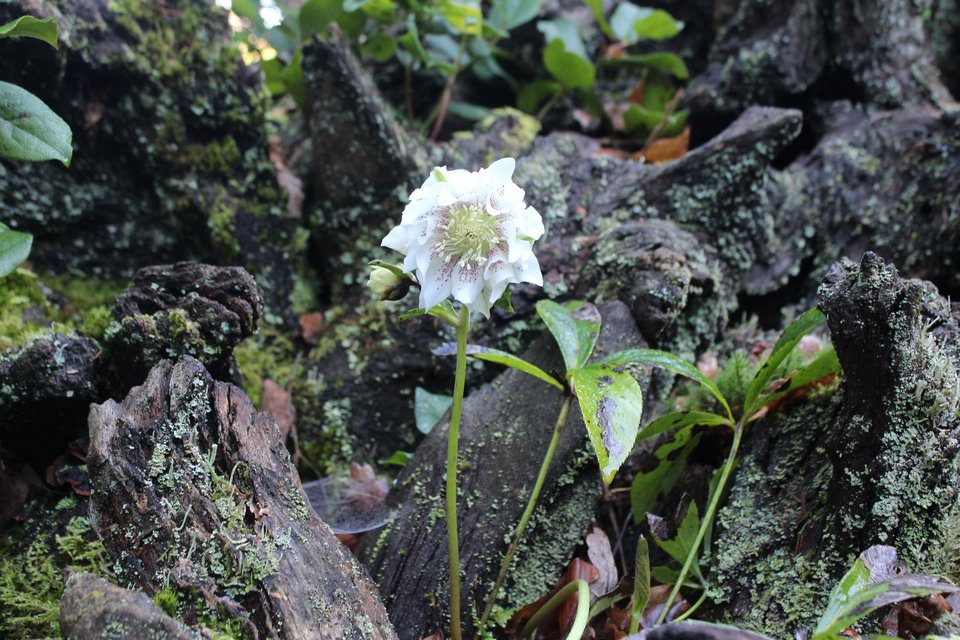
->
xmin=439 ymin=205 xmax=501 ymax=268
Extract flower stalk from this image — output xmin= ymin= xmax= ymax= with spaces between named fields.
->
xmin=445 ymin=305 xmax=471 ymax=640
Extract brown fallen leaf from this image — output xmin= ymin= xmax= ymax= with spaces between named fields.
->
xmin=298 ymin=311 xmax=325 ymax=345
xmin=882 ymin=593 xmax=951 ymax=637
xmin=586 ymin=525 xmax=618 ymax=599
xmin=507 ymin=557 xmax=599 ymax=636
xmin=640 ymin=584 xmax=689 ymax=629
xmin=260 ymin=378 xmax=296 ymax=441
xmin=641 ymin=127 xmax=690 ymax=163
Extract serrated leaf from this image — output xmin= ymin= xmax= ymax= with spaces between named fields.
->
xmin=0 ymin=223 xmax=33 ymax=277
xmin=414 ymin=387 xmax=453 ymax=434
xmin=536 ymin=300 xmax=602 ymax=373
xmin=744 ymin=308 xmax=826 ymax=417
xmin=637 ymin=410 xmax=730 ymax=442
xmin=631 ymin=423 xmax=702 ymax=520
xmin=571 ymin=363 xmax=643 ymax=483
xmin=0 ymin=15 xmax=57 ymax=48
xmin=488 ymin=0 xmax=542 ymax=31
xmin=433 ymin=343 xmax=563 ymax=390
xmin=0 ymin=81 xmax=72 ymax=165
xmin=602 ymin=349 xmax=732 ymax=421
xmin=542 ymin=39 xmax=596 ymax=89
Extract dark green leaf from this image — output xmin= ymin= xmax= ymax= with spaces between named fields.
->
xmin=571 ymin=363 xmax=643 ymax=483
xmin=0 ymin=223 xmax=33 ymax=277
xmin=414 ymin=387 xmax=453 ymax=434
xmin=536 ymin=300 xmax=602 ymax=373
xmin=632 ymin=536 xmax=650 ymax=625
xmin=650 ymin=565 xmax=679 ymax=585
xmin=299 ymin=0 xmax=342 ymax=37
xmin=642 ymin=71 xmax=676 ymax=112
xmin=744 ymin=308 xmax=826 ymax=417
xmin=361 ymin=33 xmax=397 ymax=61
xmin=488 ymin=0 xmax=542 ymax=31
xmin=493 ymin=288 xmax=514 ymax=313
xmin=400 ymin=299 xmax=460 ymax=326
xmin=637 ymin=410 xmax=730 ymax=442
xmin=379 ymin=450 xmax=412 ymax=466
xmin=0 ymin=15 xmax=57 ymax=48
xmin=632 ymin=8 xmax=683 ymax=41
xmin=447 ymin=101 xmax=492 ymax=121
xmin=536 ymin=18 xmax=588 ymax=59
xmin=261 ymin=57 xmax=286 ymax=95
xmin=281 ymin=48 xmax=306 ymax=108
xmin=603 ymin=52 xmax=688 ymax=79
xmin=602 ymin=349 xmax=732 ymax=422
xmin=397 ymin=16 xmax=430 ymax=66
xmin=433 ymin=343 xmax=564 ymax=390
xmin=543 ymin=39 xmax=596 ymax=89
xmin=0 ymin=81 xmax=72 ymax=164
xmin=630 ymin=423 xmax=702 ymax=520
xmin=755 ymin=347 xmax=841 ymax=410
xmin=230 ymin=0 xmax=261 ymax=21
xmin=655 ymin=500 xmax=700 ymax=569
xmin=517 ymin=80 xmax=561 ymax=114
xmin=622 ymin=105 xmax=687 ymax=135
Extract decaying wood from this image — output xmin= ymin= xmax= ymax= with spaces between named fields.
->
xmin=87 ymin=356 xmax=396 ymax=640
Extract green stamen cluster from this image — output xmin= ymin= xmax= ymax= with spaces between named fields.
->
xmin=439 ymin=205 xmax=501 ymax=268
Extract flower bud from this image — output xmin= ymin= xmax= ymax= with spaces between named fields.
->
xmin=367 ymin=267 xmax=411 ymax=301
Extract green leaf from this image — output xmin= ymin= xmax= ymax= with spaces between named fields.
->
xmin=536 ymin=18 xmax=588 ymax=59
xmin=603 ymin=52 xmax=689 ymax=79
xmin=637 ymin=410 xmax=730 ymax=442
xmin=571 ymin=363 xmax=644 ymax=483
xmin=397 ymin=16 xmax=430 ymax=66
xmin=493 ymin=287 xmax=514 ymax=313
xmin=754 ymin=347 xmax=841 ymax=410
xmin=440 ymin=0 xmax=483 ymax=35
xmin=654 ymin=500 xmax=701 ymax=574
xmin=447 ymin=101 xmax=492 ymax=121
xmin=622 ymin=105 xmax=687 ymax=135
xmin=261 ymin=57 xmax=287 ymax=95
xmin=0 ymin=15 xmax=58 ymax=48
xmin=542 ymin=39 xmax=596 ymax=89
xmin=743 ymin=308 xmax=826 ymax=417
xmin=361 ymin=33 xmax=397 ymax=61
xmin=602 ymin=349 xmax=732 ymax=422
xmin=536 ymin=300 xmax=602 ymax=373
xmin=583 ymin=0 xmax=615 ymax=40
xmin=414 ymin=387 xmax=453 ymax=434
xmin=400 ymin=299 xmax=460 ymax=327
xmin=488 ymin=0 xmax=542 ymax=31
xmin=650 ymin=565 xmax=679 ymax=585
xmin=0 ymin=81 xmax=72 ymax=165
xmin=433 ymin=343 xmax=564 ymax=390
xmin=299 ymin=0 xmax=342 ymax=37
xmin=631 ymin=8 xmax=683 ymax=40
xmin=0 ymin=223 xmax=33 ymax=277
xmin=517 ymin=80 xmax=561 ymax=114
xmin=814 ymin=555 xmax=955 ymax=639
xmin=379 ymin=450 xmax=413 ymax=466
xmin=281 ymin=48 xmax=306 ymax=109
xmin=630 ymin=423 xmax=702 ymax=520
xmin=632 ymin=536 xmax=650 ymax=627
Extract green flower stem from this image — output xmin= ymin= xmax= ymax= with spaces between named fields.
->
xmin=445 ymin=305 xmax=470 ymax=640
xmin=478 ymin=394 xmax=573 ymax=631
xmin=656 ymin=423 xmax=744 ymax=625
xmin=673 ymin=590 xmax=708 ymax=622
xmin=519 ymin=579 xmax=590 ymax=640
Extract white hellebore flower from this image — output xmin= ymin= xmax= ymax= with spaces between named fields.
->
xmin=381 ymin=157 xmax=545 ymax=317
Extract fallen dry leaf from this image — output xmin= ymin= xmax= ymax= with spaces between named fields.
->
xmin=882 ymin=593 xmax=951 ymax=637
xmin=641 ymin=127 xmax=690 ymax=163
xmin=298 ymin=311 xmax=325 ymax=345
xmin=586 ymin=525 xmax=618 ymax=599
xmin=260 ymin=378 xmax=296 ymax=441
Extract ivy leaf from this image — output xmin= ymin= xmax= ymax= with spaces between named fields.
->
xmin=631 ymin=423 xmax=702 ymax=521
xmin=570 ymin=363 xmax=643 ymax=484
xmin=0 ymin=223 xmax=33 ymax=277
xmin=488 ymin=0 xmax=542 ymax=32
xmin=536 ymin=300 xmax=602 ymax=373
xmin=743 ymin=308 xmax=826 ymax=417
xmin=637 ymin=410 xmax=730 ymax=442
xmin=0 ymin=15 xmax=58 ymax=48
xmin=601 ymin=349 xmax=732 ymax=422
xmin=433 ymin=343 xmax=564 ymax=390
xmin=542 ymin=39 xmax=596 ymax=89
xmin=0 ymin=81 xmax=72 ymax=165
xmin=414 ymin=387 xmax=453 ymax=434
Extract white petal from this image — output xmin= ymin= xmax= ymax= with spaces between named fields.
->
xmin=382 ymin=225 xmax=411 ymax=252
xmin=485 ymin=157 xmax=516 ymax=186
xmin=517 ymin=257 xmax=543 ymax=286
xmin=451 ymin=265 xmax=484 ymax=309
xmin=419 ymin=261 xmax=452 ymax=310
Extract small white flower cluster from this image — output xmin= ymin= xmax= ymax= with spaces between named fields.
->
xmin=381 ymin=158 xmax=544 ymax=317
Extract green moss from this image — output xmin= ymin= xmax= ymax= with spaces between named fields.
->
xmin=0 ymin=507 xmax=112 ymax=640
xmin=233 ymin=326 xmax=297 ymax=407
xmin=153 ymin=586 xmax=179 ymax=618
xmin=0 ymin=269 xmax=57 ymax=352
